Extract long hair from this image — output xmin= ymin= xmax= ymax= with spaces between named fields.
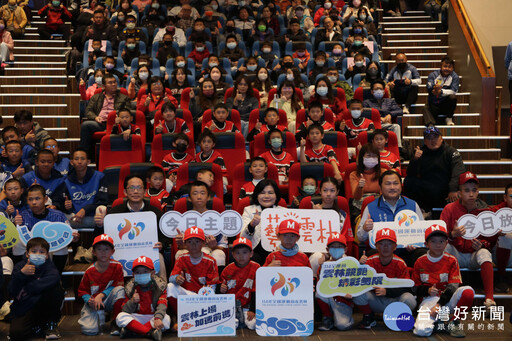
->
xmin=232 ymin=75 xmax=254 ymax=98
xmin=315 ymin=76 xmax=334 ymax=102
xmin=319 ymin=177 xmax=341 ymax=214
xmin=198 ymin=79 xmax=218 ymax=110
xmin=278 ymin=80 xmax=303 ymax=113
xmin=251 ymin=179 xmax=281 ymax=207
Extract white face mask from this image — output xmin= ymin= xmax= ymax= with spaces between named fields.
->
xmin=327 ymin=75 xmax=337 ymax=84
xmin=363 ymin=157 xmax=379 ymax=169
xmin=262 ymin=48 xmax=271 ymax=54
xmin=258 ymin=72 xmax=268 ymax=81
xmin=176 ymin=61 xmax=186 ymax=68
xmin=351 ymin=110 xmax=361 ymax=119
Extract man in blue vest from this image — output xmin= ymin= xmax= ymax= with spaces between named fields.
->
xmin=357 ymin=170 xmax=425 ymax=266
xmin=53 ymin=148 xmax=108 ymax=228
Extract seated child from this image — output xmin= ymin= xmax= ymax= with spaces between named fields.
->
xmin=168 ymin=168 xmax=217 ymax=204
xmin=154 ymin=102 xmax=191 ymax=138
xmin=1 ymin=125 xmax=36 ymax=164
xmin=292 ymin=42 xmax=310 ymax=72
xmin=329 ymin=43 xmax=344 ymax=69
xmin=258 ymin=40 xmax=278 ymax=68
xmin=8 ymin=237 xmax=65 ymax=340
xmin=195 ymin=129 xmax=228 ymax=188
xmin=263 ymin=219 xmax=311 ymax=267
xmin=295 ymin=101 xmax=334 ymax=142
xmin=156 ymin=32 xmax=178 ymax=68
xmin=88 ymin=39 xmax=106 ymax=67
xmin=220 ymin=34 xmax=246 ymax=69
xmin=161 ymin=133 xmax=194 ymax=193
xmin=413 ymin=225 xmax=474 ymax=338
xmin=344 ymin=53 xmax=366 ymax=80
xmin=1 ymin=140 xmax=32 ymax=178
xmin=78 ymin=234 xmax=125 ymax=336
xmin=103 ymin=55 xmax=126 ymax=82
xmin=259 ymin=129 xmax=296 ymax=185
xmin=204 ymin=103 xmax=239 ymax=132
xmin=188 ymin=38 xmax=210 ymax=72
xmin=326 ymin=67 xmax=354 ymax=101
xmin=121 ymin=36 xmax=141 ymax=69
xmin=0 ymin=178 xmax=28 ymax=219
xmin=44 ymin=137 xmax=70 ymax=176
xmin=337 ymin=99 xmax=375 ymax=158
xmin=240 ymin=157 xmax=268 ymax=199
xmin=144 ymin=166 xmax=169 ymax=210
xmin=315 ymin=233 xmax=371 ymax=331
xmin=116 ymin=256 xmax=170 ymax=339
xmin=299 ymin=123 xmax=342 ymax=182
xmin=111 ymin=108 xmax=142 ymax=140
xmin=371 ymin=129 xmax=400 ymax=174
xmin=346 ymin=35 xmax=371 ymax=59
xmin=247 ymin=107 xmax=287 ymax=142
xmin=20 ymin=149 xmax=64 ymax=199
xmin=167 ymin=227 xmax=220 ymax=323
xmin=220 ymin=237 xmax=259 ymax=330
xmin=358 ymin=229 xmax=416 ymax=327
xmin=308 ymin=51 xmax=329 ymax=85
xmin=14 ymin=184 xmax=79 ymax=274
xmin=291 ymin=176 xmax=317 ymax=208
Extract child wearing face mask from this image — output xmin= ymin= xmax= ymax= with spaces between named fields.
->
xmin=121 ymin=36 xmax=140 ymax=68
xmin=116 ymin=257 xmax=170 ymax=339
xmin=258 ymin=40 xmax=277 ymax=68
xmin=292 ymin=42 xmax=310 ymax=72
xmin=259 ymin=129 xmax=296 ymax=185
xmin=161 ymin=133 xmax=194 ymax=192
xmin=220 ymin=34 xmax=245 ymax=69
xmin=156 ymin=32 xmax=178 ymax=68
xmin=188 ymin=38 xmax=210 ymax=71
xmin=345 ymin=53 xmax=366 ymax=81
xmin=349 ymin=143 xmax=381 ymax=206
xmin=291 ymin=176 xmax=317 ymax=208
xmin=347 ymin=34 xmax=371 ymax=59
xmin=103 ymin=56 xmax=126 ymax=81
xmin=79 ymin=68 xmax=104 ymax=100
xmin=308 ymin=50 xmax=328 ymax=85
xmin=336 ymin=99 xmax=375 ymax=152
xmin=252 ymin=67 xmax=272 ymax=108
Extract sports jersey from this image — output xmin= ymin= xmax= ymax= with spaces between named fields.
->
xmin=204 ymin=120 xmax=238 ymax=133
xmin=260 ymin=150 xmax=296 ymax=185
xmin=412 ymin=252 xmax=461 ymax=295
xmin=239 ymin=179 xmax=264 ymax=198
xmin=345 ymin=117 xmax=375 ymax=136
xmin=263 ymin=251 xmax=311 ymax=267
xmin=145 ymin=188 xmax=169 ymax=210
xmin=162 ymin=152 xmax=194 ymax=174
xmin=111 ymin=123 xmax=141 ymax=136
xmin=379 ymin=150 xmax=400 ymax=174
xmin=63 ymin=169 xmax=105 ymax=214
xmin=155 ymin=117 xmax=190 ymax=135
xmin=195 ymin=150 xmax=227 ymax=176
xmin=170 ymin=253 xmax=220 ymax=293
xmin=21 ymin=168 xmax=64 ymax=197
xmin=366 ymin=254 xmax=410 ymax=279
xmin=54 ymin=157 xmax=70 ymax=176
xmin=304 ymin=144 xmax=338 ymax=166
xmin=259 ymin=124 xmax=287 ymax=133
xmin=220 ymin=261 xmax=260 ymax=307
xmin=441 ymin=200 xmax=498 ymax=253
xmin=78 ymin=260 xmax=124 ymax=302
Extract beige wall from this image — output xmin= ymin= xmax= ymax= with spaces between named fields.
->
xmin=461 ymin=0 xmax=511 ymax=71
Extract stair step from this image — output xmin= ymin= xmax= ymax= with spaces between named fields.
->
xmin=0 ymin=75 xmax=68 ymax=85
xmin=381 ymin=21 xmax=442 ymax=26
xmin=382 ymin=15 xmax=432 ymax=21
xmin=382 ymin=32 xmax=448 ymax=37
xmin=407 ymin=125 xmax=479 ymax=129
xmin=384 ymin=27 xmax=437 ymax=31
xmin=5 ymin=68 xmax=67 ymax=76
xmin=10 ymin=61 xmax=67 ymax=65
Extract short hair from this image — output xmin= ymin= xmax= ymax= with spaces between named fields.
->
xmin=4 ymin=178 xmax=22 ymax=188
xmin=117 ymin=107 xmax=132 ymax=117
xmin=13 ymin=110 xmax=33 ymax=123
xmin=36 ymin=149 xmax=54 ymax=161
xmin=307 ymin=123 xmax=324 ymax=135
xmin=1 ymin=126 xmax=19 ymax=140
xmin=161 ymin=101 xmax=177 ymax=114
xmin=197 ymin=129 xmax=216 ymax=145
xmin=43 ymin=137 xmax=58 ymax=145
xmin=126 ymin=14 xmax=137 ymax=21
xmin=26 ymin=237 xmax=50 ymax=253
xmin=370 ymin=129 xmax=388 ymax=141
xmin=5 ymin=140 xmax=22 ymax=149
xmin=441 ymin=56 xmax=455 ymax=66
xmin=226 ymin=34 xmax=237 ymax=41
xmin=302 ymin=175 xmax=317 ymax=185
xmin=123 ymin=174 xmax=145 ymax=189
xmin=251 ymin=179 xmax=280 ymax=204
xmin=196 ymin=168 xmax=214 ymax=178
xmin=93 ymin=9 xmax=104 ymax=15
xmin=348 ymin=99 xmax=362 ymax=107
xmin=194 ymin=18 xmax=204 ymax=24
xmin=213 ymin=103 xmax=228 ymax=112
xmin=264 ymin=107 xmax=279 ymax=117
xmin=378 ymin=170 xmax=401 ymax=186
xmin=371 ymin=79 xmax=386 ymax=90
xmin=146 ymin=166 xmax=165 ymax=179
xmin=71 ymin=148 xmax=90 ymax=159
xmin=314 ymin=50 xmax=326 ymax=59
xmin=505 ymin=183 xmax=512 ymax=194
xmin=295 ymin=42 xmax=306 ymax=51
xmin=103 ymin=73 xmax=116 ymax=84
xmin=249 ymin=156 xmax=267 ymax=167
xmin=27 ymin=184 xmax=46 ymax=197
xmin=289 ymin=18 xmax=300 ymax=25
xmin=308 ymin=101 xmax=323 ymax=111
xmin=189 ymin=180 xmax=209 ymax=196
xmin=174 ymin=132 xmax=189 ymax=145
xmin=266 ymin=128 xmax=283 ymax=141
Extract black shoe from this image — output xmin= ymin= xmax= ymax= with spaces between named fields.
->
xmin=358 ymin=313 xmax=376 ymax=329
xmin=119 ymin=327 xmax=133 ymax=339
xmin=110 ymin=321 xmax=121 ymax=336
xmin=318 ymin=316 xmax=334 ymax=331
xmin=147 ymin=328 xmax=162 ymax=341
xmin=495 ymin=277 xmax=509 ymax=293
xmin=45 ymin=322 xmax=61 ymax=339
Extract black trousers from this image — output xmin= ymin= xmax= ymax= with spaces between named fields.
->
xmin=391 ymin=85 xmax=418 ymax=107
xmin=38 ymin=24 xmax=70 ymax=41
xmin=423 ymin=95 xmax=457 ymax=126
xmin=9 ymin=284 xmax=65 ymax=341
xmin=403 ymin=176 xmax=449 ymax=212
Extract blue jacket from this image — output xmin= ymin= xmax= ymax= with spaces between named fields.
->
xmin=54 ymin=157 xmax=70 ymax=176
xmin=367 ymin=195 xmax=418 ymax=223
xmin=505 ymin=41 xmax=512 ymax=80
xmin=0 ymin=198 xmax=29 ymax=220
xmin=385 ymin=63 xmax=421 ymax=86
xmin=20 ymin=168 xmax=64 ymax=198
xmin=426 ymin=69 xmax=459 ymax=105
xmin=0 ymin=160 xmax=32 ymax=175
xmin=9 ymin=256 xmax=61 ymax=317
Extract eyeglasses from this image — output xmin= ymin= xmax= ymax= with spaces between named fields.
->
xmin=45 ymin=145 xmax=57 ymax=149
xmin=127 ymin=186 xmax=144 ymax=192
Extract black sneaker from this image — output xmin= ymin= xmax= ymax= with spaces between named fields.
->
xmin=147 ymin=328 xmax=162 ymax=341
xmin=110 ymin=321 xmax=121 ymax=336
xmin=45 ymin=322 xmax=61 ymax=340
xmin=318 ymin=316 xmax=334 ymax=331
xmin=358 ymin=313 xmax=376 ymax=329
xmin=495 ymin=278 xmax=509 ymax=293
xmin=448 ymin=320 xmax=465 ymax=338
xmin=119 ymin=327 xmax=133 ymax=339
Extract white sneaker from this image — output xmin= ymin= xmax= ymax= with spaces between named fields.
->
xmin=445 ymin=117 xmax=455 ymax=125
xmin=484 ymin=298 xmax=496 ymax=315
xmin=402 ymin=106 xmax=410 ymax=115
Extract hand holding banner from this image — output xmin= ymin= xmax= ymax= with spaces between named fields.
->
xmin=160 ymin=210 xmax=243 ymax=238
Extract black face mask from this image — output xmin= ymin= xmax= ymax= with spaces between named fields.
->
xmin=283 ymin=62 xmax=293 ymax=68
xmin=226 ymin=26 xmax=235 ymax=33
xmin=397 ymin=63 xmax=407 ymax=71
xmin=164 ymin=40 xmax=172 ymax=46
xmin=175 ymin=143 xmax=187 ymax=153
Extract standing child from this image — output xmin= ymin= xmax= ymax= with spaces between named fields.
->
xmin=239 ymin=157 xmax=268 ymax=199
xmin=370 ymin=129 xmax=400 ymax=174
xmin=144 ymin=166 xmax=169 ymax=210
xmin=116 ymin=256 xmax=170 ymax=340
xmin=78 ymin=234 xmax=125 ymax=336
xmin=263 ymin=219 xmax=311 ymax=267
xmin=111 ymin=108 xmax=141 ymax=140
xmin=204 ymin=104 xmax=239 ymax=132
xmin=413 ymin=224 xmax=474 ymax=338
xmin=44 ymin=137 xmax=70 ymax=176
xmin=8 ymin=237 xmax=65 ymax=341
xmin=259 ymin=128 xmax=296 ymax=186
xmin=220 ymin=237 xmax=259 ymax=330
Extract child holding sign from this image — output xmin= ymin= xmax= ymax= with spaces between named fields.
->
xmin=440 ymin=172 xmax=497 ymax=311
xmin=413 ymin=224 xmax=474 ymax=338
xmin=220 ymin=237 xmax=259 ymax=330
xmin=116 ymin=256 xmax=170 ymax=339
xmin=263 ymin=219 xmax=311 ymax=267
xmin=78 ymin=234 xmax=125 ymax=336
xmin=359 ymin=228 xmax=416 ymax=316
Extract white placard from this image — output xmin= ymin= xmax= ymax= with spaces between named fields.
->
xmin=159 ymin=210 xmax=243 ymax=238
xmin=458 ymin=207 xmax=512 ymax=239
xmin=256 ymin=267 xmax=314 ymax=336
xmin=178 ymin=287 xmax=236 ymax=337
xmin=17 ymin=221 xmax=73 ymax=252
xmin=363 ymin=40 xmax=374 ymax=53
xmin=260 ymin=208 xmax=341 ymax=252
xmin=104 ymin=212 xmax=160 ymax=276
xmin=370 ymin=210 xmax=444 ymax=248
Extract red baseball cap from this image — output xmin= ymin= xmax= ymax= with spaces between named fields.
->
xmin=92 ymin=234 xmax=114 ymax=248
xmin=184 ymin=226 xmax=205 ymax=241
xmin=278 ymin=219 xmax=301 ymax=236
xmin=232 ymin=237 xmax=253 ymax=249
xmin=132 ymin=256 xmax=154 ymax=270
xmin=425 ymin=224 xmax=448 ymax=241
xmin=327 ymin=233 xmax=347 ymax=246
xmin=459 ymin=171 xmax=479 ymax=185
xmin=375 ymin=228 xmax=397 ymax=243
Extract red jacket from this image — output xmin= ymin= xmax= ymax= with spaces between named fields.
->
xmin=38 ymin=5 xmax=72 ymax=30
xmin=188 ymin=49 xmax=210 ymax=64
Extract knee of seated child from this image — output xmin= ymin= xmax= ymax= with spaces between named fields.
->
xmin=334 ymin=315 xmax=353 ymax=331
xmin=399 ymin=292 xmax=417 ymax=311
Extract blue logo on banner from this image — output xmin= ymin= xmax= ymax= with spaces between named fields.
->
xmin=383 ymin=302 xmax=414 ymax=331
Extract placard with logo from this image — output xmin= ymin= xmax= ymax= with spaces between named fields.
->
xmin=178 ymin=287 xmax=236 ymax=337
xmin=317 ymin=257 xmax=414 ymax=298
xmin=0 ymin=214 xmax=19 ymax=249
xmin=256 ymin=267 xmax=314 ymax=336
xmin=369 ymin=210 xmax=446 ymax=248
xmin=260 ymin=208 xmax=341 ymax=252
xmin=159 ymin=210 xmax=243 ymax=238
xmin=17 ymin=221 xmax=73 ymax=252
xmin=104 ymin=211 xmax=160 ymax=276
xmin=458 ymin=207 xmax=512 ymax=239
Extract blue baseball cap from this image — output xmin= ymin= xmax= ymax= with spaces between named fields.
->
xmin=423 ymin=126 xmax=442 ymax=137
